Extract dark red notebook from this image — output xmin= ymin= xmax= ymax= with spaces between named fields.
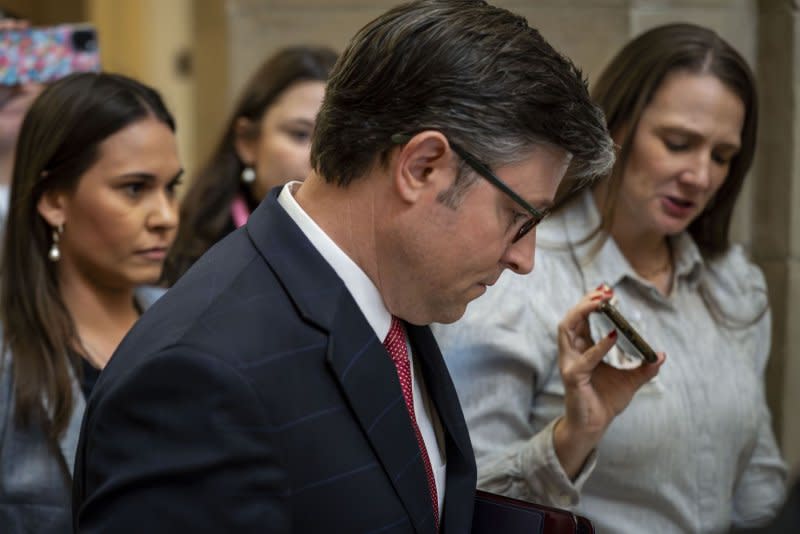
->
xmin=472 ymin=490 xmax=594 ymax=534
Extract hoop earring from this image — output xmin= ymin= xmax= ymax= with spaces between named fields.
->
xmin=48 ymin=224 xmax=63 ymax=262
xmin=241 ymin=166 xmax=256 ymax=184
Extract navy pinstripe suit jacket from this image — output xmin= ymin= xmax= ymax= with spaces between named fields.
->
xmin=72 ymin=190 xmax=477 ymax=533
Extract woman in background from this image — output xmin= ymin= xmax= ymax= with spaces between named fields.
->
xmin=162 ymin=45 xmax=337 ymax=284
xmin=0 ymin=72 xmax=181 ymax=533
xmin=434 ymin=23 xmax=786 ymax=533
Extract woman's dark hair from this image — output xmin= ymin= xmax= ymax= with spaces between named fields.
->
xmin=0 ymin=72 xmax=175 ymax=439
xmin=591 ymin=22 xmax=757 ymax=258
xmin=162 ymin=45 xmax=337 ymax=285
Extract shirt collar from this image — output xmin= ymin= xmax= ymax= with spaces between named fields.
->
xmin=670 ymin=230 xmax=704 ymax=283
xmin=561 ymin=190 xmax=704 ymax=291
xmin=277 ymin=182 xmax=392 ymax=340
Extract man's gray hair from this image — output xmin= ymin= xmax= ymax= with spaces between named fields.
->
xmin=312 ymin=0 xmax=614 ymax=187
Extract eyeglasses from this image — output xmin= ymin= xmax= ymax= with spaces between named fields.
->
xmin=391 ymin=133 xmax=549 ymax=243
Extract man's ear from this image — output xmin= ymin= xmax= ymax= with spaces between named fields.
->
xmin=393 ymin=131 xmax=453 ymax=204
xmin=233 ymin=117 xmax=259 ymax=166
xmin=36 ymin=188 xmax=67 ymax=228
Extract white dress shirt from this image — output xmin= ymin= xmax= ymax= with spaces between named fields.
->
xmin=278 ymin=182 xmax=446 ymax=514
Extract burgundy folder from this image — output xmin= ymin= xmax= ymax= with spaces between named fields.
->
xmin=472 ymin=490 xmax=595 ymax=534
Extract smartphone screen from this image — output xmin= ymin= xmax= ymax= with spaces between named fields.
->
xmin=596 ymin=300 xmax=658 ymax=364
xmin=0 ymin=24 xmax=100 ymax=85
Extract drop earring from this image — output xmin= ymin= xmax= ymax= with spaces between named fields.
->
xmin=241 ymin=166 xmax=256 ymax=184
xmin=48 ymin=224 xmax=63 ymax=262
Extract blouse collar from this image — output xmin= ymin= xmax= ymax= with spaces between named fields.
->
xmin=557 ymin=190 xmax=704 ymax=293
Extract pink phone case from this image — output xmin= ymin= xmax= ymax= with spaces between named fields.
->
xmin=0 ymin=24 xmax=100 ymax=85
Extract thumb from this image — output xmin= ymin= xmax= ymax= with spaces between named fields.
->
xmin=627 ymin=351 xmax=667 ymax=387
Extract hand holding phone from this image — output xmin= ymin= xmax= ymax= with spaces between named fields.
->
xmin=554 ymin=287 xmax=664 ymax=477
xmin=594 ymin=298 xmax=658 ymax=364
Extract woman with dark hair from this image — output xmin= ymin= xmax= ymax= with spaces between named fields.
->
xmin=0 ymin=72 xmax=181 ymax=532
xmin=434 ymin=23 xmax=786 ymax=532
xmin=162 ymin=45 xmax=337 ymax=285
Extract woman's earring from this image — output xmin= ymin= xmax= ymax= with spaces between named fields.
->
xmin=48 ymin=224 xmax=63 ymax=262
xmin=241 ymin=166 xmax=256 ymax=184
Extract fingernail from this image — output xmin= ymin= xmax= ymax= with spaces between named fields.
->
xmin=595 ymin=284 xmax=606 ymax=291
xmin=608 ymin=329 xmax=617 ymax=339
xmin=591 ymin=295 xmax=603 ymax=301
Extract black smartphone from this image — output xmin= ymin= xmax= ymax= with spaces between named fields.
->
xmin=0 ymin=24 xmax=100 ymax=85
xmin=596 ymin=300 xmax=658 ymax=364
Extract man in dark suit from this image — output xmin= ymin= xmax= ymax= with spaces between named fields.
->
xmin=72 ymin=1 xmax=630 ymax=532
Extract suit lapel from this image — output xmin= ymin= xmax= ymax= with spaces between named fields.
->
xmin=246 ymin=192 xmax=437 ymax=533
xmin=406 ymin=325 xmax=472 ymax=470
xmin=326 ymin=303 xmax=438 ymax=534
xmin=407 ymin=324 xmax=477 ymax=533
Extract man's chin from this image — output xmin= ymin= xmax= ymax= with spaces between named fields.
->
xmin=398 ymin=293 xmax=479 ymax=326
xmin=430 ymin=302 xmax=470 ymax=326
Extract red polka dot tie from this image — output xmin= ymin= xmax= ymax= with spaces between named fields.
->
xmin=384 ymin=316 xmax=440 ymax=530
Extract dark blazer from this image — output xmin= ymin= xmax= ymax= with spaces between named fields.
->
xmin=72 ymin=190 xmax=477 ymax=533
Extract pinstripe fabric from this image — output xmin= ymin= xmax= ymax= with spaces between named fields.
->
xmin=73 ymin=190 xmax=476 ymax=533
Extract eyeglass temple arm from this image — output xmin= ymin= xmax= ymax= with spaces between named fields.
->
xmin=391 ymin=133 xmax=544 ymax=220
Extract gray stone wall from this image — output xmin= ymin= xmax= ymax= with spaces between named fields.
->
xmin=756 ymin=0 xmax=800 ymax=476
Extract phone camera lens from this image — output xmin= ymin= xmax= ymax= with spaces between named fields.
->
xmin=71 ymin=30 xmax=97 ymax=53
